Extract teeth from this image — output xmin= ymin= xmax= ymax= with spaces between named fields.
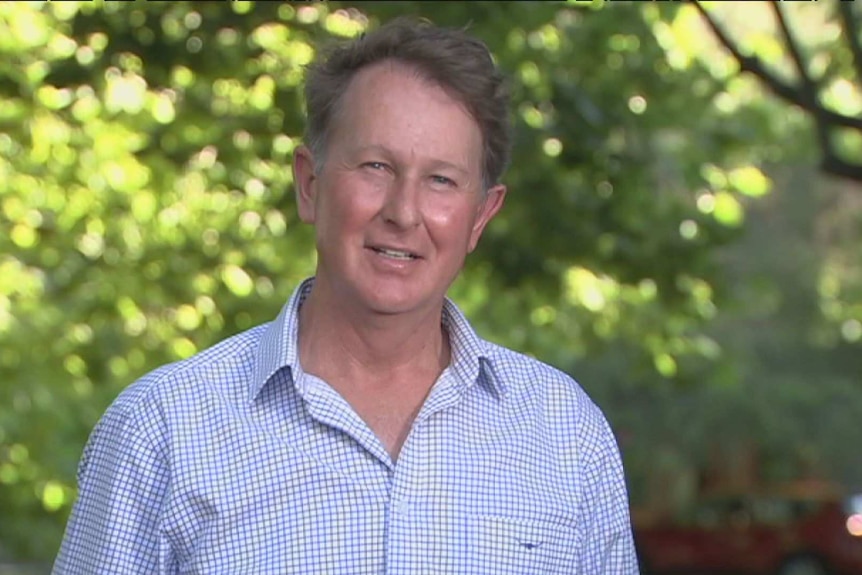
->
xmin=375 ymin=247 xmax=415 ymax=260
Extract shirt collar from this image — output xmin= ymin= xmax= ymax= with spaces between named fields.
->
xmin=248 ymin=277 xmax=310 ymax=402
xmin=248 ymin=277 xmax=507 ymax=402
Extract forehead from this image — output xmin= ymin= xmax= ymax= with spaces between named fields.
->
xmin=329 ymin=61 xmax=483 ymax=166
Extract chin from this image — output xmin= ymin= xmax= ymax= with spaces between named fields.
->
xmin=359 ymin=287 xmax=432 ymax=316
xmin=364 ymin=296 xmax=422 ymax=316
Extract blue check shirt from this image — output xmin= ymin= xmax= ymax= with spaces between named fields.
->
xmin=54 ymin=278 xmax=639 ymax=574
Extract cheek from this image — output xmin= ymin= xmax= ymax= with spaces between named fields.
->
xmin=425 ymin=198 xmax=476 ymax=234
xmin=425 ymin=204 xmax=478 ymax=245
xmin=318 ymin=187 xmax=358 ymax=229
xmin=313 ymin=192 xmax=352 ymax=248
xmin=327 ymin=178 xmax=385 ymax=223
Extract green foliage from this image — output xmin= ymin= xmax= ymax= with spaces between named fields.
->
xmin=0 ymin=0 xmax=857 ymax=561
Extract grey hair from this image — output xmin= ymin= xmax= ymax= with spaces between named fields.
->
xmin=302 ymin=17 xmax=512 ymax=191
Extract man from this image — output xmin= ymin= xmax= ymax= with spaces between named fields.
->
xmin=54 ymin=17 xmax=639 ymax=574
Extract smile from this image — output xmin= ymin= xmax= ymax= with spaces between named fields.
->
xmin=371 ymin=247 xmax=419 ymax=260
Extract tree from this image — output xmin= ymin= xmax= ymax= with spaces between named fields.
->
xmin=693 ymin=0 xmax=862 ymax=183
xmin=0 ymin=0 xmax=852 ymax=561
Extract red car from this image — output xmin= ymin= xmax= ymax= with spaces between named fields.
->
xmin=635 ymin=484 xmax=862 ymax=575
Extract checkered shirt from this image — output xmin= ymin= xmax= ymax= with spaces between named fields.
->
xmin=54 ymin=278 xmax=639 ymax=574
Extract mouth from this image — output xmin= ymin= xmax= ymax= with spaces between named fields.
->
xmin=369 ymin=246 xmax=420 ymax=260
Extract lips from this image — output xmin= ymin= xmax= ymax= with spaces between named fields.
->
xmin=368 ymin=245 xmax=421 ymax=260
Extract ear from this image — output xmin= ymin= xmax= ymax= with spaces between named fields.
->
xmin=293 ymin=145 xmax=318 ymax=224
xmin=468 ymin=184 xmax=507 ymax=253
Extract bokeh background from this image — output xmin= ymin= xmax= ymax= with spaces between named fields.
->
xmin=1 ymin=0 xmax=860 ymax=570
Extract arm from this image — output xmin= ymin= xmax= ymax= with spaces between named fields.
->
xmin=578 ymin=416 xmax=640 ymax=574
xmin=53 ymin=396 xmax=173 ymax=574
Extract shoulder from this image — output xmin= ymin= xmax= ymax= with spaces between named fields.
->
xmin=484 ymin=342 xmax=596 ymax=411
xmin=98 ymin=323 xmax=271 ymax=438
xmin=483 ymin=342 xmax=618 ymax=451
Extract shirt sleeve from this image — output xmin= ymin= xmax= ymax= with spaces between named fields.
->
xmin=52 ymin=395 xmax=173 ymax=574
xmin=578 ymin=416 xmax=641 ymax=574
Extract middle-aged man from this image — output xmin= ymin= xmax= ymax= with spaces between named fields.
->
xmin=54 ymin=17 xmax=639 ymax=574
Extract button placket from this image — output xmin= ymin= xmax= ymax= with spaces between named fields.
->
xmin=392 ymin=497 xmax=412 ymax=517
xmin=385 ymin=423 xmax=426 ymax=575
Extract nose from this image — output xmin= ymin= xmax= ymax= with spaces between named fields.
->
xmin=380 ymin=176 xmax=421 ymax=229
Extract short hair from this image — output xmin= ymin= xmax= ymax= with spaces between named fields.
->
xmin=303 ymin=17 xmax=511 ymax=189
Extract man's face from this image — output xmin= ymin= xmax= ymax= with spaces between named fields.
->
xmin=294 ymin=60 xmax=506 ymax=317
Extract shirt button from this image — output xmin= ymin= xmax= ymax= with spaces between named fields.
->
xmin=393 ymin=498 xmax=411 ymax=516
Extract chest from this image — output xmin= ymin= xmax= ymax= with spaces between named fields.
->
xmin=334 ymin=379 xmax=431 ymax=460
xmin=163 ymin=402 xmax=581 ymax=574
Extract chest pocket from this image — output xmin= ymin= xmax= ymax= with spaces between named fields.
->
xmin=429 ymin=515 xmax=579 ymax=575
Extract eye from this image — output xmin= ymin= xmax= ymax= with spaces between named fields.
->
xmin=430 ymin=174 xmax=456 ymax=187
xmin=362 ymin=161 xmax=388 ymax=171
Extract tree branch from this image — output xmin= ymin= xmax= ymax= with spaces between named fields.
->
xmin=770 ymin=3 xmax=836 ymax=167
xmin=771 ymin=3 xmax=817 ymax=103
xmin=690 ymin=1 xmax=862 ymax=132
xmin=821 ymin=154 xmax=862 ymax=182
xmin=692 ymin=0 xmax=862 ymax=184
xmin=837 ymin=1 xmax=862 ymax=87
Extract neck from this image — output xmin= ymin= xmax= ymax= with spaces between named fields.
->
xmin=297 ymin=281 xmax=450 ymax=387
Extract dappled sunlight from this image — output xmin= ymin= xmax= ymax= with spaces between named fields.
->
xmin=0 ymin=0 xmax=860 ymax=566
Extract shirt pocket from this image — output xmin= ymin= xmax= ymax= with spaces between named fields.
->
xmin=447 ymin=515 xmax=579 ymax=575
